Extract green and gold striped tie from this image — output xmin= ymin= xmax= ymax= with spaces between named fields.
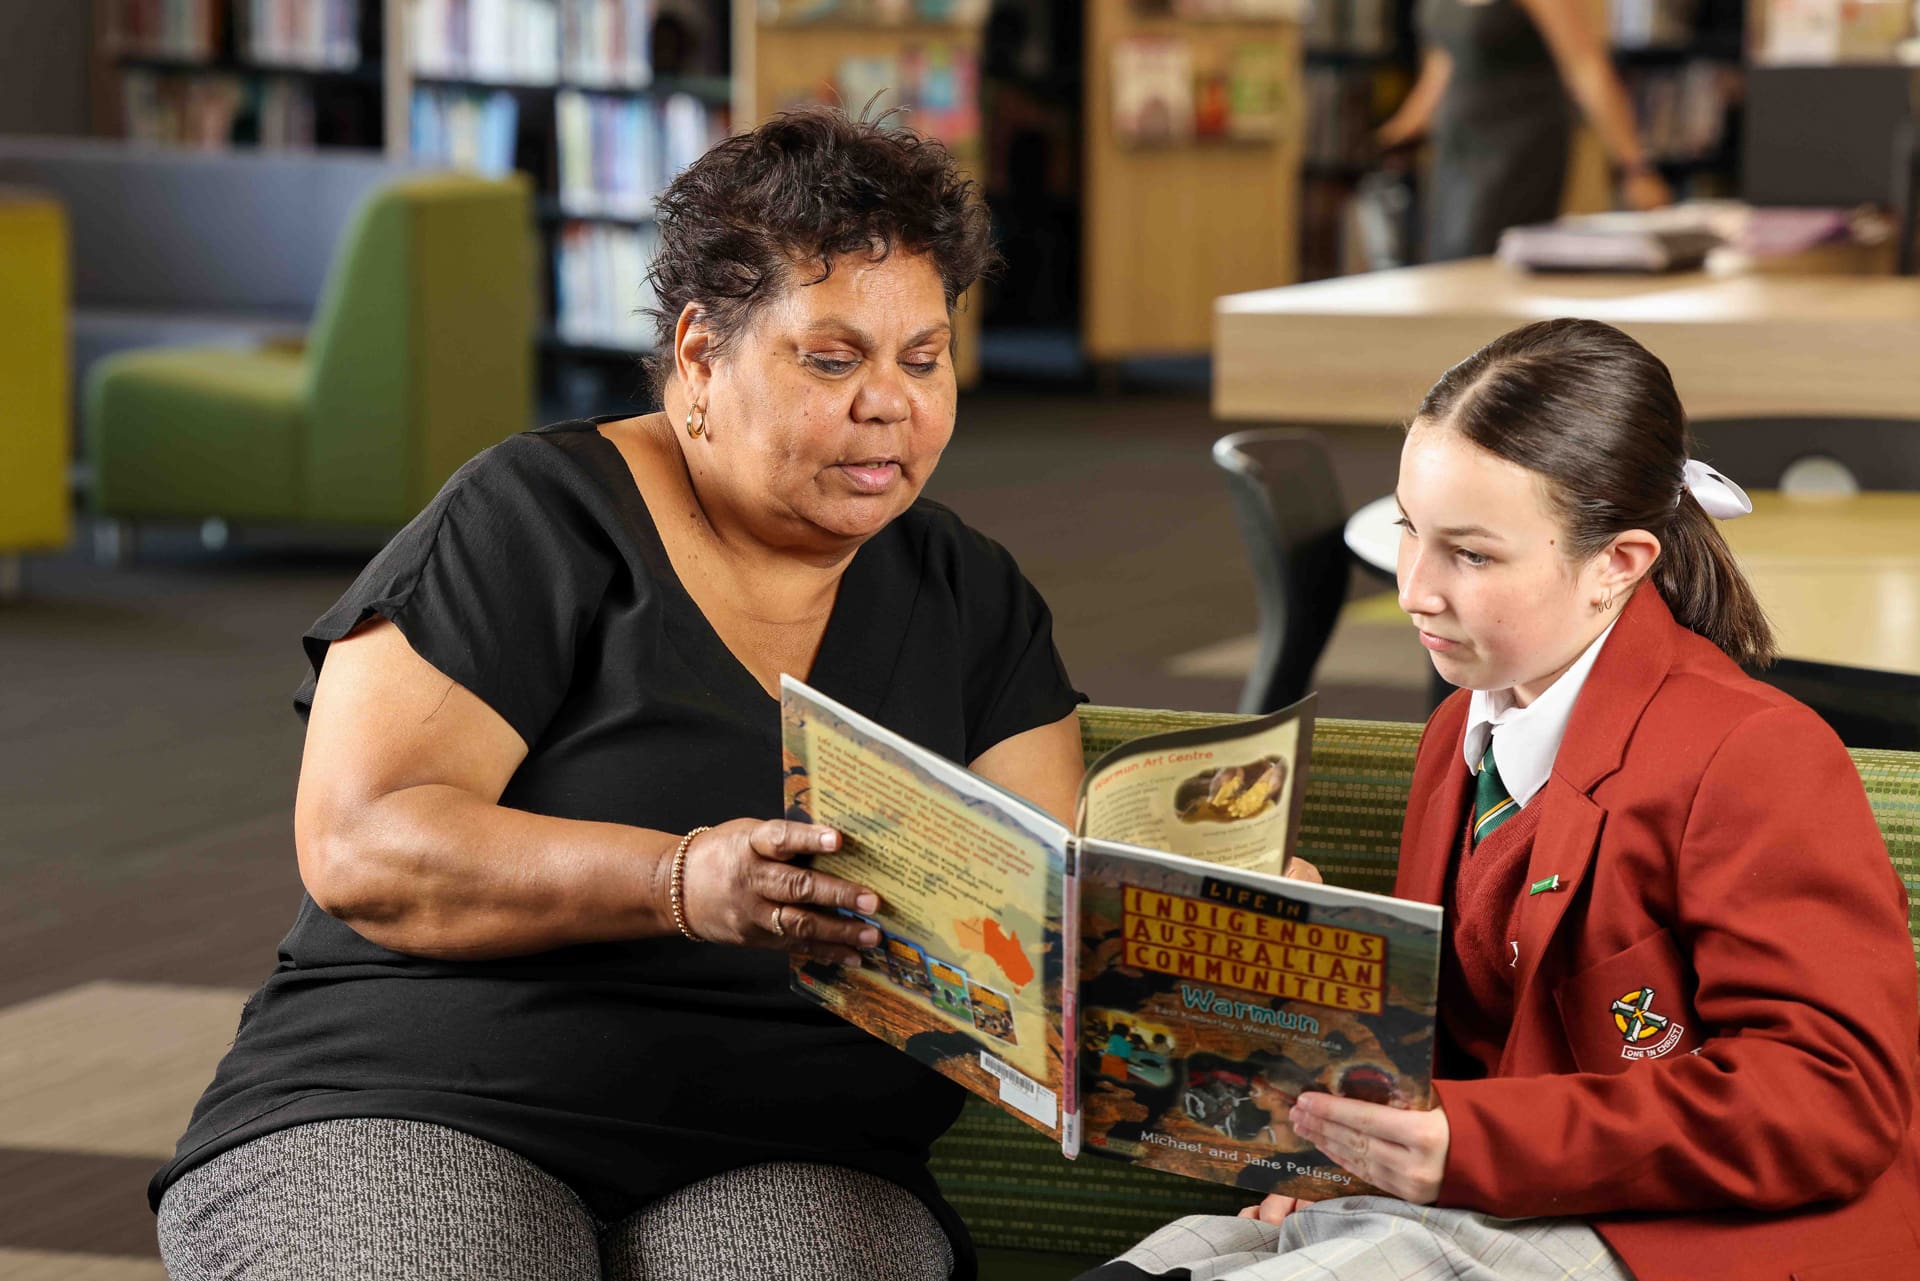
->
xmin=1472 ymin=742 xmax=1518 ymax=846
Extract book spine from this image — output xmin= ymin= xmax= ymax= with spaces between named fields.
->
xmin=1059 ymin=837 xmax=1081 ymax=1159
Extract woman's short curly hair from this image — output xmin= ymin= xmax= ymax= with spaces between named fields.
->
xmin=642 ymin=105 xmax=999 ymax=396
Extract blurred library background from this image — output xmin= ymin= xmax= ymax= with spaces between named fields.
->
xmin=3 ymin=2 xmax=1920 ymax=1278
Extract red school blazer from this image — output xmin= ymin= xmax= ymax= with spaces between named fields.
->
xmin=1397 ymin=587 xmax=1920 ymax=1281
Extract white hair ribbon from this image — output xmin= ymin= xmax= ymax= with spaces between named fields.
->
xmin=1681 ymin=458 xmax=1753 ymax=520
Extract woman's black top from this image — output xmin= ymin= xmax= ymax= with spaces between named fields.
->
xmin=147 ymin=418 xmax=1086 ymax=1270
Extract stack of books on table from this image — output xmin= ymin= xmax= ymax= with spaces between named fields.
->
xmin=1497 ymin=210 xmax=1723 ymax=272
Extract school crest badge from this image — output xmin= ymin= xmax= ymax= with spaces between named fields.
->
xmin=1610 ymin=986 xmax=1685 ymax=1061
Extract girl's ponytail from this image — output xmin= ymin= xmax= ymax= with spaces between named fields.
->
xmin=1654 ymin=490 xmax=1775 ymax=668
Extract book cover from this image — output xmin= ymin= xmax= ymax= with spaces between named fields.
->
xmin=781 ymin=678 xmax=1073 ymax=1139
xmin=1112 ymin=36 xmax=1194 ymax=145
xmin=781 ymin=676 xmax=1441 ymax=1193
xmin=1076 ymin=842 xmax=1441 ymax=1197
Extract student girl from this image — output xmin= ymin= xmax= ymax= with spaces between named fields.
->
xmin=1082 ymin=318 xmax=1920 ymax=1281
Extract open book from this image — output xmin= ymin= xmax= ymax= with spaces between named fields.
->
xmin=779 ymin=677 xmax=1443 ymax=1198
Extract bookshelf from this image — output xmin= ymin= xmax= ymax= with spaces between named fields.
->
xmin=97 ymin=0 xmax=389 ymax=149
xmin=1082 ymin=1 xmax=1306 ymax=360
xmin=394 ymin=0 xmax=734 ymax=381
xmin=1299 ymin=0 xmax=1416 ymax=279
xmin=1607 ymin=0 xmax=1746 ymax=197
xmin=731 ymin=1 xmax=989 ymax=388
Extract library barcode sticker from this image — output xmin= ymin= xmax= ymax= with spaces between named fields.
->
xmin=980 ymin=1051 xmax=1056 ymax=1127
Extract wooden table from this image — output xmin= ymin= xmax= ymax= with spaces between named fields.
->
xmin=1342 ymin=491 xmax=1920 ymax=677
xmin=1214 ymin=258 xmax=1920 ymax=424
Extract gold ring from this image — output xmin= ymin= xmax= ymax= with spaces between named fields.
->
xmin=770 ymin=905 xmax=786 ymax=937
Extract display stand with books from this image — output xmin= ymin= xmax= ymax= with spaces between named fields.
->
xmin=1083 ymin=0 xmax=1307 ymax=363
xmin=732 ymin=1 xmax=987 ymax=388
xmin=780 ymin=676 xmax=1443 ymax=1198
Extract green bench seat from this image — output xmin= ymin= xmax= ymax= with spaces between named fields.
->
xmin=930 ymin=706 xmax=1920 ymax=1279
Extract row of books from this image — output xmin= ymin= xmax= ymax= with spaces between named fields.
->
xmin=1623 ymin=60 xmax=1737 ymax=162
xmin=106 ymin=0 xmax=223 ymax=58
xmin=1110 ymin=37 xmax=1286 ymax=146
xmin=409 ymin=87 xmax=521 ymax=176
xmin=554 ymin=89 xmax=724 ymax=217
xmin=236 ymin=0 xmax=364 ymax=69
xmin=1302 ymin=66 xmax=1381 ymax=169
xmin=830 ymin=44 xmax=981 ymax=150
xmin=1607 ymin=0 xmax=1700 ymax=49
xmin=1134 ymin=0 xmax=1311 ymax=18
xmin=408 ymin=0 xmax=714 ymax=88
xmin=408 ymin=0 xmax=565 ymax=83
xmin=1302 ymin=0 xmax=1397 ymax=55
xmin=553 ymin=220 xmax=660 ymax=351
xmin=561 ymin=0 xmax=655 ymax=88
xmin=757 ymin=0 xmax=989 ymax=24
xmin=121 ymin=69 xmax=323 ymax=148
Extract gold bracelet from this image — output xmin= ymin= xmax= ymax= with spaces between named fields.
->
xmin=669 ymin=825 xmax=712 ymax=942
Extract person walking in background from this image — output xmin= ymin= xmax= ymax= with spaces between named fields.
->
xmin=1380 ymin=0 xmax=1677 ymax=261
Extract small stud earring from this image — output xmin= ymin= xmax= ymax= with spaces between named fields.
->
xmin=685 ymin=402 xmax=707 ymax=439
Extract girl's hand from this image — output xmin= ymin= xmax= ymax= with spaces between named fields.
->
xmin=1288 ymin=1092 xmax=1450 ymax=1204
xmin=1282 ymin=856 xmax=1324 ymax=884
xmin=1238 ymin=1193 xmax=1311 ymax=1226
xmin=678 ymin=819 xmax=880 ymax=964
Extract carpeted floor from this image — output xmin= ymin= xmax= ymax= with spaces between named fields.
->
xmin=0 ymin=387 xmax=1431 ymax=1278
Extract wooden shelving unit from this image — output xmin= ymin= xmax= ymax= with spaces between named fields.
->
xmin=732 ymin=1 xmax=987 ymax=387
xmin=1082 ymin=1 xmax=1306 ymax=361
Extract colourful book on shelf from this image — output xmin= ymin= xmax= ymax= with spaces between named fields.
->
xmin=1112 ymin=36 xmax=1195 ymax=145
xmin=1226 ymin=42 xmax=1284 ymax=141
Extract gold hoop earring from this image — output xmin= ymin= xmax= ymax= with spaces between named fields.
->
xmin=1601 ymin=589 xmax=1615 ymax=612
xmin=685 ymin=402 xmax=707 ymax=440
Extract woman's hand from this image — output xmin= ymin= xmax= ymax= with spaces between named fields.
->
xmin=1622 ymin=167 xmax=1674 ymax=212
xmin=1288 ymin=1092 xmax=1450 ymax=1204
xmin=1375 ymin=111 xmax=1426 ymax=152
xmin=1238 ymin=1193 xmax=1313 ymax=1226
xmin=1282 ymin=856 xmax=1324 ymax=884
xmin=678 ymin=819 xmax=882 ymax=964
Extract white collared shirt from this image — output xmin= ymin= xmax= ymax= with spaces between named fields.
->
xmin=1462 ymin=619 xmax=1621 ymax=809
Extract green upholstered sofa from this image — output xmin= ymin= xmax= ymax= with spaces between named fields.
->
xmin=930 ymin=706 xmax=1920 ymax=1280
xmin=84 ymin=172 xmax=534 ymax=535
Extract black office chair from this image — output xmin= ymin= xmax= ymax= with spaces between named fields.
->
xmin=1212 ymin=429 xmax=1350 ymax=714
xmin=1689 ymin=418 xmax=1920 ymax=493
xmin=1748 ymin=658 xmax=1920 ymax=752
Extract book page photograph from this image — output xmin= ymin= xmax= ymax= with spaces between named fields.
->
xmin=1079 ymin=698 xmax=1313 ymax=877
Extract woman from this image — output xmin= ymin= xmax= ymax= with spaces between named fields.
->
xmin=1380 ymin=0 xmax=1676 ymax=260
xmin=1085 ymin=319 xmax=1920 ymax=1281
xmin=150 ymin=107 xmax=1086 ymax=1281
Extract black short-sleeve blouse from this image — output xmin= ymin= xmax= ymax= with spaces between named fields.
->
xmin=147 ymin=419 xmax=1086 ymax=1269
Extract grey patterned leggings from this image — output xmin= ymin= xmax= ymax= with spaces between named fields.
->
xmin=156 ymin=1118 xmax=955 ymax=1281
